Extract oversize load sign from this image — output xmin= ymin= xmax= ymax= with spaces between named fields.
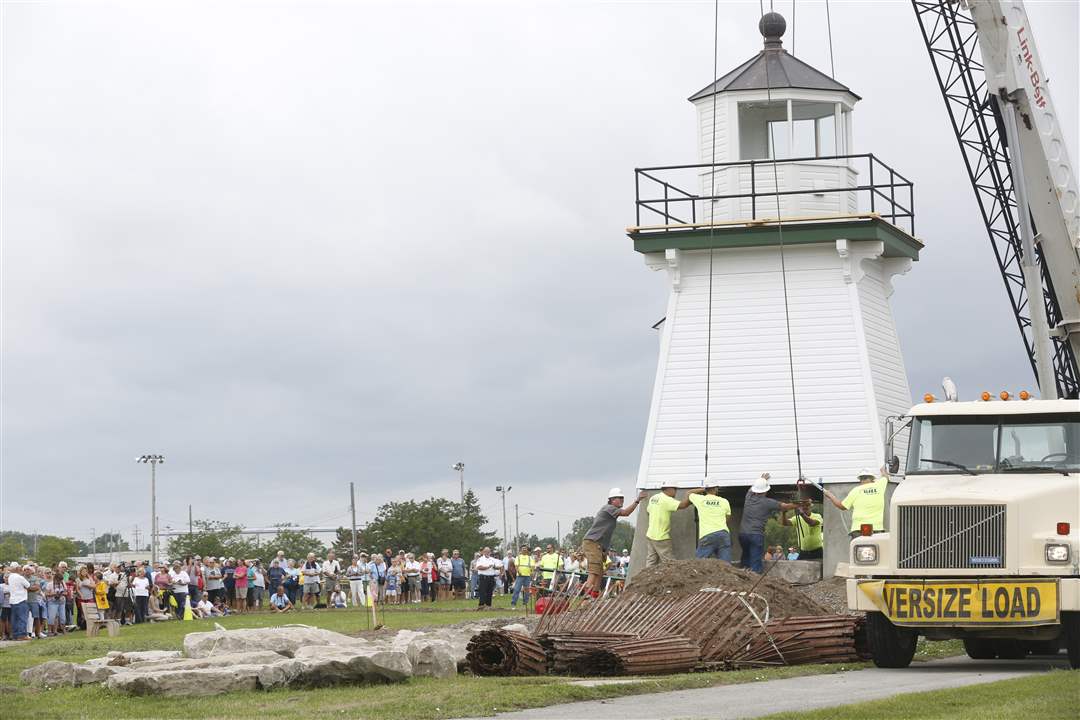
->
xmin=859 ymin=580 xmax=1059 ymax=626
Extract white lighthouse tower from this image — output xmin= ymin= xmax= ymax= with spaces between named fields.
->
xmin=629 ymin=13 xmax=922 ymax=576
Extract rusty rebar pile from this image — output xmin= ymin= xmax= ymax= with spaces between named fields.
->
xmin=468 ymin=592 xmax=866 ymax=677
xmin=466 ymin=630 xmax=548 ymax=676
xmin=717 ymin=615 xmax=869 ymax=668
xmin=578 ymin=635 xmax=702 ymax=676
xmin=538 ymin=594 xmax=680 ymax=637
xmin=543 ymin=633 xmax=635 ymax=674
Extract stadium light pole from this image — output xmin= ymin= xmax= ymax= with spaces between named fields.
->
xmin=137 ymin=454 xmax=165 ymax=565
xmin=451 ymin=462 xmax=465 ymax=503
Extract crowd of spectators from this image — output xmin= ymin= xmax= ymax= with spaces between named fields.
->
xmin=0 ymin=544 xmax=634 ymax=640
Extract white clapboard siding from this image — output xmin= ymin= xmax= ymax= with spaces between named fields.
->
xmin=857 ymin=260 xmax=914 ymax=465
xmin=638 ymin=242 xmax=910 ymax=488
xmin=696 ymin=97 xmax=729 ymax=167
xmin=700 ymin=163 xmax=858 ymax=222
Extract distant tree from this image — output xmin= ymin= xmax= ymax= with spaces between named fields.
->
xmin=91 ymin=532 xmax=130 ymax=553
xmin=764 ymin=517 xmax=798 ymax=551
xmin=331 ymin=527 xmax=358 ymax=559
xmin=563 ymin=516 xmax=634 ymax=552
xmin=564 ymin=516 xmax=592 ymax=550
xmin=609 ymin=522 xmax=635 ymax=553
xmin=167 ymin=520 xmax=257 ymax=562
xmin=266 ymin=525 xmax=326 ymax=562
xmin=0 ymin=536 xmax=26 ymax=564
xmin=363 ymin=490 xmax=498 ymax=558
xmin=33 ymin=536 xmax=80 ymax=567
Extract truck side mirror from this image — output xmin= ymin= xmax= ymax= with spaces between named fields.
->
xmin=888 ymin=455 xmax=900 ymax=474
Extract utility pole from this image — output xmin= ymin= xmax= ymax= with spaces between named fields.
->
xmin=134 ymin=525 xmax=141 ymax=552
xmin=91 ymin=528 xmax=97 ymax=564
xmin=188 ymin=505 xmax=193 ymax=538
xmin=514 ymin=505 xmax=534 ymax=549
xmin=556 ymin=521 xmax=561 ymax=549
xmin=137 ymin=454 xmax=165 ymax=565
xmin=451 ymin=462 xmax=465 ymax=503
xmin=495 ymin=485 xmax=512 ymax=553
xmin=350 ymin=482 xmax=358 ymax=557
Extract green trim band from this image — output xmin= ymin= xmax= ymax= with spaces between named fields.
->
xmin=630 ymin=218 xmax=922 ymax=260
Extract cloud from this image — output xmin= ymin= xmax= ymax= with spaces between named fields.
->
xmin=2 ymin=0 xmax=1076 ymax=542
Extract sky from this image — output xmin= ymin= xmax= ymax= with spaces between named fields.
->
xmin=2 ymin=0 xmax=1077 ymax=547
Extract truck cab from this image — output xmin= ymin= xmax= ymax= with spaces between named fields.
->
xmin=844 ymin=397 xmax=1080 ymax=668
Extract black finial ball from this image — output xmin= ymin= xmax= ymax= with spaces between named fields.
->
xmin=759 ymin=11 xmax=786 ymax=40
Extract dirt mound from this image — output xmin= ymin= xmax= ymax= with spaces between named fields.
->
xmin=626 ymin=560 xmax=829 ymax=618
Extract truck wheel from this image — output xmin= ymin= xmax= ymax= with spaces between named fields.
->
xmin=1066 ymin=612 xmax=1080 ymax=670
xmin=866 ymin=612 xmax=917 ymax=668
xmin=963 ymin=638 xmax=997 ymax=660
xmin=994 ymin=640 xmax=1028 ymax=659
xmin=1024 ymin=638 xmax=1061 ymax=656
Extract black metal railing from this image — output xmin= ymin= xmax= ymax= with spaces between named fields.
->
xmin=633 ymin=153 xmax=915 ymax=235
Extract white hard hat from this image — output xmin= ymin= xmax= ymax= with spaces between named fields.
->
xmin=607 ymin=487 xmax=624 ymax=499
xmin=857 ymin=468 xmax=876 ymax=479
xmin=750 ymin=475 xmax=771 ymax=494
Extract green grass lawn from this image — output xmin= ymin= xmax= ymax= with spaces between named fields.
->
xmin=757 ymin=670 xmax=1080 ymax=720
xmin=0 ymin=592 xmax=873 ymax=720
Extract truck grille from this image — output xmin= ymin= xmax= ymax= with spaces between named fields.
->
xmin=897 ymin=504 xmax=1006 ymax=569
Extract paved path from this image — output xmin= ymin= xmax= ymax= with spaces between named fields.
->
xmin=468 ymin=655 xmax=1071 ymax=720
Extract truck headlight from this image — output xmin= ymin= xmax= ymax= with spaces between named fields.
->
xmin=854 ymin=544 xmax=878 ymax=564
xmin=1045 ymin=544 xmax=1070 ymax=563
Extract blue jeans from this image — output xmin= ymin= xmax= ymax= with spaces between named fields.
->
xmin=696 ymin=530 xmax=732 ymax=561
xmin=510 ymin=576 xmax=532 ymax=606
xmin=47 ymin=599 xmax=66 ymax=626
xmin=739 ymin=532 xmax=765 ymax=573
xmin=11 ymin=601 xmax=29 ymax=639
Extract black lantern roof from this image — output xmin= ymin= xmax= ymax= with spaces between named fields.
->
xmin=689 ymin=12 xmax=859 ymax=101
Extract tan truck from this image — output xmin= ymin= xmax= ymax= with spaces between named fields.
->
xmin=844 ymin=397 xmax=1079 ymax=668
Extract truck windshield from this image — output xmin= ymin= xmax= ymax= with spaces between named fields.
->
xmin=906 ymin=413 xmax=1080 ymax=475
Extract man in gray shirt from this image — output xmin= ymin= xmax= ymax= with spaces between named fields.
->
xmin=582 ymin=487 xmax=646 ymax=594
xmin=739 ymin=473 xmax=800 ymax=573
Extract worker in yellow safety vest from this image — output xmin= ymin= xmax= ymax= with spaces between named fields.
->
xmin=510 ymin=545 xmax=534 ymax=609
xmin=539 ymin=545 xmax=560 ymax=585
xmin=819 ymin=466 xmax=889 ymax=538
xmin=781 ymin=504 xmax=823 ymax=559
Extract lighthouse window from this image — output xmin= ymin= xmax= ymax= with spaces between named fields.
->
xmin=791 ymin=101 xmax=838 ymax=158
xmin=738 ymin=101 xmax=787 ymax=160
xmin=739 ymin=100 xmax=844 ymax=161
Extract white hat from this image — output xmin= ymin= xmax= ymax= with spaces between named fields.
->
xmin=750 ymin=475 xmax=771 ymax=494
xmin=857 ymin=468 xmax=876 ymax=479
xmin=8 ymin=561 xmax=19 ymax=569
xmin=607 ymin=487 xmax=624 ymax=499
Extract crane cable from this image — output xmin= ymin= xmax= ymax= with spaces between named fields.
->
xmin=704 ymin=0 xmax=720 ymax=481
xmin=825 ymin=0 xmax=836 ymax=78
xmin=758 ymin=0 xmax=805 ymax=489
